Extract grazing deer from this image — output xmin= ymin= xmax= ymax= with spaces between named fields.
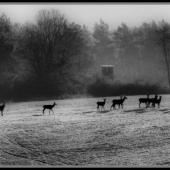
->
xmin=97 ymin=98 xmax=106 ymax=111
xmin=147 ymin=94 xmax=158 ymax=107
xmin=43 ymin=102 xmax=57 ymax=114
xmin=110 ymin=96 xmax=128 ymax=109
xmin=0 ymin=103 xmax=5 ymax=116
xmin=139 ymin=95 xmax=150 ymax=108
xmin=150 ymin=96 xmax=162 ymax=108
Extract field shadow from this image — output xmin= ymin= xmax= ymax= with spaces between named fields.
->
xmin=123 ymin=107 xmax=170 ymax=114
xmin=96 ymin=110 xmax=111 ymax=114
xmin=110 ymin=108 xmax=123 ymax=110
xmin=83 ymin=110 xmax=111 ymax=114
xmin=124 ymin=108 xmax=153 ymax=114
xmin=82 ymin=111 xmax=95 ymax=114
xmin=159 ymin=108 xmax=170 ymax=114
xmin=32 ymin=114 xmax=44 ymax=116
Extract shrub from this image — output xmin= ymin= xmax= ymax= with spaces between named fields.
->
xmin=87 ymin=77 xmax=169 ymax=97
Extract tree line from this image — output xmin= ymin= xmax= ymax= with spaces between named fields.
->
xmin=0 ymin=9 xmax=170 ymax=101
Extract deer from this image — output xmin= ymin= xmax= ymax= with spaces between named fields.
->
xmin=147 ymin=94 xmax=158 ymax=107
xmin=0 ymin=103 xmax=5 ymax=116
xmin=139 ymin=95 xmax=150 ymax=108
xmin=43 ymin=102 xmax=57 ymax=114
xmin=97 ymin=98 xmax=106 ymax=111
xmin=110 ymin=96 xmax=128 ymax=109
xmin=150 ymin=96 xmax=162 ymax=108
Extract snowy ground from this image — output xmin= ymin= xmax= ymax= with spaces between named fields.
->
xmin=1 ymin=94 xmax=170 ymax=166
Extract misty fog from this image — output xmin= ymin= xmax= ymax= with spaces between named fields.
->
xmin=0 ymin=9 xmax=170 ymax=102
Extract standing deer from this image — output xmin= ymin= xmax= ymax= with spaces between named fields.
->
xmin=147 ymin=94 xmax=158 ymax=107
xmin=150 ymin=96 xmax=162 ymax=108
xmin=97 ymin=98 xmax=106 ymax=111
xmin=110 ymin=96 xmax=128 ymax=109
xmin=0 ymin=103 xmax=5 ymax=116
xmin=139 ymin=95 xmax=150 ymax=108
xmin=43 ymin=102 xmax=57 ymax=114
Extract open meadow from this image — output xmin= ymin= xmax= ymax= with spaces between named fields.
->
xmin=1 ymin=95 xmax=170 ymax=166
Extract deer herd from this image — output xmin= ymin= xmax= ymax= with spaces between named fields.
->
xmin=96 ymin=94 xmax=162 ymax=111
xmin=0 ymin=94 xmax=163 ymax=116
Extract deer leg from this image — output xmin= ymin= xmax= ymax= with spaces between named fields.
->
xmin=110 ymin=105 xmax=113 ymax=110
xmin=139 ymin=102 xmax=141 ymax=108
xmin=49 ymin=109 xmax=51 ymax=114
xmin=1 ymin=111 xmax=3 ymax=116
xmin=146 ymin=103 xmax=148 ymax=108
xmin=43 ymin=108 xmax=45 ymax=114
xmin=148 ymin=102 xmax=150 ymax=107
xmin=152 ymin=103 xmax=155 ymax=108
xmin=156 ymin=103 xmax=159 ymax=108
xmin=52 ymin=109 xmax=54 ymax=114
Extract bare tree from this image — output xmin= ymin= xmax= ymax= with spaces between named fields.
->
xmin=14 ymin=9 xmax=94 ymax=97
xmin=155 ymin=20 xmax=170 ymax=86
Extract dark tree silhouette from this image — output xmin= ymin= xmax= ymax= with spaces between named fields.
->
xmin=155 ymin=20 xmax=170 ymax=87
xmin=13 ymin=9 xmax=94 ymax=98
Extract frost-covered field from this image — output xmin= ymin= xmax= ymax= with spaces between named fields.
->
xmin=1 ymin=95 xmax=170 ymax=166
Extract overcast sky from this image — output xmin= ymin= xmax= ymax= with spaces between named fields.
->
xmin=0 ymin=3 xmax=170 ymax=31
